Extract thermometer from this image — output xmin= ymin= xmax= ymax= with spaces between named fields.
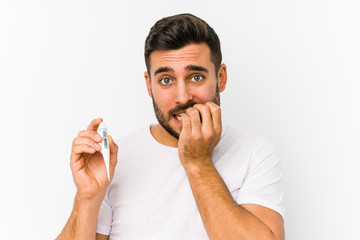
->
xmin=97 ymin=122 xmax=110 ymax=182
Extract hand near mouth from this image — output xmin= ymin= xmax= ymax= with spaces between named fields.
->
xmin=174 ymin=112 xmax=186 ymax=122
xmin=178 ymin=102 xmax=222 ymax=169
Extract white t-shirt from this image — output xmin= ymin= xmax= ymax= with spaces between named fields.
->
xmin=96 ymin=125 xmax=285 ymax=239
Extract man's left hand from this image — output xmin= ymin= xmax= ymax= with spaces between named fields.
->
xmin=178 ymin=102 xmax=222 ymax=168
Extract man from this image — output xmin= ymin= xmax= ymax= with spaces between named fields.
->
xmin=57 ymin=13 xmax=285 ymax=240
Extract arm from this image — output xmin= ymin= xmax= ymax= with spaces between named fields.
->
xmin=57 ymin=192 xmax=106 ymax=240
xmin=56 ymin=118 xmax=118 ymax=240
xmin=178 ymin=103 xmax=284 ymax=240
xmin=184 ymin=162 xmax=284 ymax=240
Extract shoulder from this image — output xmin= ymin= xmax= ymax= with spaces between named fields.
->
xmin=222 ymin=126 xmax=281 ymax=175
xmin=219 ymin=125 xmax=274 ymax=151
xmin=216 ymin=125 xmax=279 ymax=168
xmin=113 ymin=127 xmax=150 ymax=147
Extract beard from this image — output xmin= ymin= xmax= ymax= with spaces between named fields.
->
xmin=151 ymin=86 xmax=220 ymax=140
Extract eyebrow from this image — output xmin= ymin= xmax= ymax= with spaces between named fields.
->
xmin=185 ymin=64 xmax=209 ymax=73
xmin=154 ymin=64 xmax=209 ymax=76
xmin=154 ymin=67 xmax=174 ymax=76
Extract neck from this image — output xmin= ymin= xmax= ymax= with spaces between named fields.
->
xmin=150 ymin=124 xmax=179 ymax=147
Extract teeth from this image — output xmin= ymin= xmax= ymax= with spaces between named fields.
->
xmin=175 ymin=113 xmax=184 ymax=121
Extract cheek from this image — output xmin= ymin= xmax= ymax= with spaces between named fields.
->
xmin=152 ymin=88 xmax=174 ymax=110
xmin=193 ymin=84 xmax=217 ymax=102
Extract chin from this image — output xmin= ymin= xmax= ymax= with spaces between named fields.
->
xmin=158 ymin=119 xmax=180 ymax=140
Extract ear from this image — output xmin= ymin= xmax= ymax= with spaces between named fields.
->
xmin=144 ymin=71 xmax=152 ymax=98
xmin=217 ymin=63 xmax=227 ymax=93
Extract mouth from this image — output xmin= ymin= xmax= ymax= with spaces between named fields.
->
xmin=173 ymin=112 xmax=185 ymax=122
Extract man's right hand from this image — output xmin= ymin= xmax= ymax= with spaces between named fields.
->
xmin=70 ymin=118 xmax=118 ymax=200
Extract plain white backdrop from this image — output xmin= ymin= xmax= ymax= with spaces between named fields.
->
xmin=0 ymin=0 xmax=359 ymax=239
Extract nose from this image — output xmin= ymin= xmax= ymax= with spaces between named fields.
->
xmin=174 ymin=81 xmax=193 ymax=105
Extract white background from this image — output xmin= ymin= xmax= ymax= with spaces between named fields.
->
xmin=0 ymin=0 xmax=359 ymax=239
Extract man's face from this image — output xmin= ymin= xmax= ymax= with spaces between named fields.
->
xmin=145 ymin=43 xmax=226 ymax=139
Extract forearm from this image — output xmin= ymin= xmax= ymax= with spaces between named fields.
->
xmin=56 ymin=192 xmax=105 ymax=240
xmin=184 ymin=162 xmax=276 ymax=240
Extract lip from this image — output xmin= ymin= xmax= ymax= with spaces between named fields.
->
xmin=172 ymin=111 xmax=186 ymax=122
xmin=173 ymin=116 xmax=182 ymax=125
xmin=172 ymin=110 xmax=186 ymax=115
xmin=172 ymin=114 xmax=184 ymax=125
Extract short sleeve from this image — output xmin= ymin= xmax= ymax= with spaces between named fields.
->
xmin=96 ymin=191 xmax=113 ymax=235
xmin=235 ymin=138 xmax=285 ymax=219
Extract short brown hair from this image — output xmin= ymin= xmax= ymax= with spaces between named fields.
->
xmin=144 ymin=13 xmax=222 ymax=75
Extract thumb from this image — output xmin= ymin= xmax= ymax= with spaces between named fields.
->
xmin=108 ymin=135 xmax=118 ymax=169
xmin=108 ymin=135 xmax=118 ymax=154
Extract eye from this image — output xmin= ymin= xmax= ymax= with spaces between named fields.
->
xmin=160 ymin=78 xmax=172 ymax=85
xmin=191 ymin=75 xmax=203 ymax=82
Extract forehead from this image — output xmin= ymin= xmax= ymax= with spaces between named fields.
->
xmin=149 ymin=43 xmax=213 ymax=74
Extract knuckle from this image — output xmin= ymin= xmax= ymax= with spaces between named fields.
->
xmin=93 ymin=132 xmax=99 ymax=139
xmin=193 ymin=103 xmax=203 ymax=109
xmin=206 ymin=102 xmax=220 ymax=110
xmin=87 ymin=138 xmax=94 ymax=145
xmin=72 ymin=146 xmax=79 ymax=154
xmin=197 ymin=104 xmax=208 ymax=111
xmin=187 ymin=108 xmax=198 ymax=116
xmin=72 ymin=137 xmax=78 ymax=145
xmin=78 ymin=130 xmax=84 ymax=136
xmin=192 ymin=134 xmax=202 ymax=141
xmin=186 ymin=107 xmax=194 ymax=114
xmin=204 ymin=130 xmax=214 ymax=140
xmin=206 ymin=101 xmax=215 ymax=107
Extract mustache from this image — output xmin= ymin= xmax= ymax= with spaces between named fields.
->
xmin=169 ymin=102 xmax=197 ymax=116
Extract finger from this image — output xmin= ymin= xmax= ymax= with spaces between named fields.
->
xmin=186 ymin=107 xmax=202 ymax=135
xmin=193 ymin=104 xmax=213 ymax=132
xmin=71 ymin=143 xmax=97 ymax=161
xmin=205 ymin=102 xmax=222 ymax=135
xmin=73 ymin=137 xmax=102 ymax=152
xmin=180 ymin=113 xmax=191 ymax=136
xmin=87 ymin=118 xmax=103 ymax=131
xmin=78 ymin=130 xmax=103 ymax=143
xmin=108 ymin=135 xmax=118 ymax=180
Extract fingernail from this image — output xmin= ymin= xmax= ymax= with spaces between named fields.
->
xmin=96 ymin=135 xmax=102 ymax=141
